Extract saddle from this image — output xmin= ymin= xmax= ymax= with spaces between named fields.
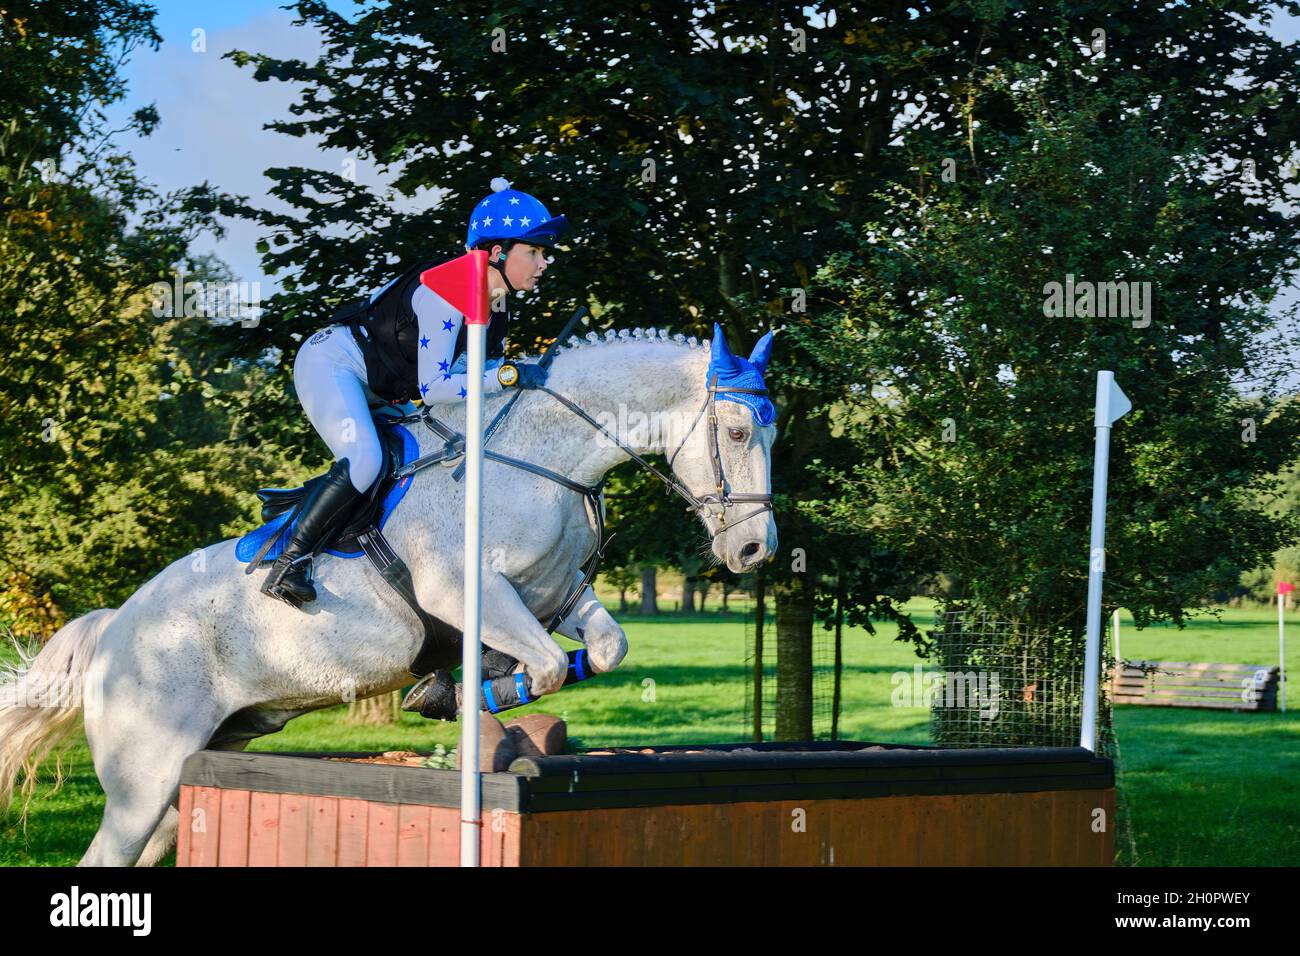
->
xmin=250 ymin=409 xmax=416 ymax=557
xmin=237 ymin=405 xmax=465 ymax=677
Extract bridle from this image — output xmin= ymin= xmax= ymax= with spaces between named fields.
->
xmin=533 ymin=372 xmax=775 ymax=541
xmin=665 ymin=374 xmax=775 ymax=538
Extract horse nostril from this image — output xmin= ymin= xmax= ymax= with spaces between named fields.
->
xmin=740 ymin=541 xmax=761 ymax=559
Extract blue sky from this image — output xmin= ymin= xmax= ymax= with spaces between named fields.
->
xmin=108 ymin=2 xmax=1299 ymax=388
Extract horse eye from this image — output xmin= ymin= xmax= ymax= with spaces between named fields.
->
xmin=728 ymin=428 xmax=746 ymax=442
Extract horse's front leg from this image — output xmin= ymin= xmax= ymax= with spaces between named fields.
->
xmin=552 ymin=585 xmax=627 ymax=675
xmin=476 ymin=571 xmax=570 ymax=697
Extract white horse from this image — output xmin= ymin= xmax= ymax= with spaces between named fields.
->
xmin=0 ymin=325 xmax=777 ymax=866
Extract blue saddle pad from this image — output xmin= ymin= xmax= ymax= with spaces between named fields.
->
xmin=235 ymin=422 xmax=421 ymax=564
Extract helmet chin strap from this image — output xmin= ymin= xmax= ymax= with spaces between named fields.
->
xmin=491 ymin=242 xmax=520 ymax=295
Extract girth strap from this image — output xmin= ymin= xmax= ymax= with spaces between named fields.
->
xmin=355 ymin=526 xmax=461 ymax=676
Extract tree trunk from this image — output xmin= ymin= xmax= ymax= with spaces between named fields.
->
xmin=695 ymin=579 xmax=709 ymax=612
xmin=346 ymin=692 xmax=398 ymax=725
xmin=639 ymin=564 xmax=659 ymax=615
xmin=680 ymin=574 xmax=695 ymax=615
xmin=618 ymin=586 xmax=628 ymax=614
xmin=720 ymin=249 xmax=739 ymax=298
xmin=773 ymin=574 xmax=814 ymax=740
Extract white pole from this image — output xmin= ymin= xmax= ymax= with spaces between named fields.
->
xmin=1111 ymin=608 xmax=1122 ymax=693
xmin=460 ymin=322 xmax=486 ymax=866
xmin=1280 ymin=591 xmax=1287 ymax=714
xmin=1081 ymin=371 xmax=1130 ymax=752
xmin=1112 ymin=608 xmax=1121 ymax=664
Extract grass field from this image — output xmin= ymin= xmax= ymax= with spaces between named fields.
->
xmin=1 ymin=600 xmax=1296 ymax=866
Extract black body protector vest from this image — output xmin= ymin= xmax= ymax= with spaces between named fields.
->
xmin=334 ymin=260 xmax=509 ymax=404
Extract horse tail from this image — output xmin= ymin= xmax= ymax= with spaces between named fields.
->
xmin=0 ymin=607 xmax=115 ymax=821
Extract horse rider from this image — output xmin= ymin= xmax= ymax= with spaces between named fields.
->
xmin=261 ymin=178 xmax=570 ymax=609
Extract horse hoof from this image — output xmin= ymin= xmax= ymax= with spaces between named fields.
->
xmin=402 ymin=670 xmax=459 ymax=721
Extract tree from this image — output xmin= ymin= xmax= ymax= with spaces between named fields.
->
xmin=793 ymin=36 xmax=1300 ymax=642
xmin=0 ymin=3 xmax=270 ymax=628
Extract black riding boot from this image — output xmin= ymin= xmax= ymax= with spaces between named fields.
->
xmin=261 ymin=458 xmax=365 ymax=609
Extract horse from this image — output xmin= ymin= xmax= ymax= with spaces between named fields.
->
xmin=0 ymin=323 xmax=778 ymax=866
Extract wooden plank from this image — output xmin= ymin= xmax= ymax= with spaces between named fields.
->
xmin=515 ymin=790 xmax=1117 ymax=866
xmin=306 ymin=796 xmax=339 ymax=866
xmin=247 ymin=792 xmax=280 ymax=866
xmin=1095 ymin=787 xmax=1118 ymax=866
xmin=954 ymin=790 xmax=991 ymax=866
xmin=1057 ymin=789 xmax=1085 ymax=866
xmin=397 ymin=804 xmax=431 ymax=867
xmin=183 ymin=747 xmax=1111 ymax=816
xmin=176 ymin=785 xmax=194 ymax=866
xmin=180 ymin=750 xmax=527 ymax=810
xmin=1116 ymin=696 xmax=1268 ymax=710
xmin=709 ymin=801 xmax=736 ymax=866
xmin=1142 ymin=677 xmax=1273 ymax=688
xmin=484 ymin=810 xmax=521 ymax=866
xmin=756 ymin=800 xmax=780 ymax=866
xmin=277 ymin=793 xmax=309 ymax=866
xmin=188 ymin=786 xmax=223 ymax=867
xmin=427 ymin=807 xmax=458 ymax=866
xmin=1028 ymin=790 xmax=1059 ymax=865
xmin=914 ymin=793 xmax=955 ymax=864
xmin=1120 ymin=660 xmax=1276 ymax=672
xmin=1113 ymin=673 xmax=1276 ymax=685
xmin=217 ymin=789 xmax=251 ymax=866
xmin=480 ymin=803 xmax=515 ymax=866
xmin=336 ymin=798 xmax=369 ymax=867
xmin=366 ymin=802 xmax=399 ymax=866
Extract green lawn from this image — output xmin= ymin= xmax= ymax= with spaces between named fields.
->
xmin=2 ymin=600 xmax=1296 ymax=866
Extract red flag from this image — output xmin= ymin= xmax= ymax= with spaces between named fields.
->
xmin=419 ymin=251 xmax=489 ymax=325
xmin=1280 ymin=582 xmax=1296 ymax=595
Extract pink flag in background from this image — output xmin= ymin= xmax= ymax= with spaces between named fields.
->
xmin=1280 ymin=582 xmax=1296 ymax=595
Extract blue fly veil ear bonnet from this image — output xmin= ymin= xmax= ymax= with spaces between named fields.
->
xmin=707 ymin=323 xmax=775 ymax=425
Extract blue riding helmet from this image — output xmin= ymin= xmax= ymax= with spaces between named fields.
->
xmin=466 ymin=178 xmax=570 ymax=251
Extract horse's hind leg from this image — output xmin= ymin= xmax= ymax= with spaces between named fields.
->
xmin=80 ymin=697 xmax=223 ymax=867
xmin=131 ymin=735 xmax=258 ymax=867
xmin=135 ymin=806 xmax=180 ymax=868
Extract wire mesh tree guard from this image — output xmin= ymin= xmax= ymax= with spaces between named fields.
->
xmin=928 ymin=609 xmax=1114 ymax=756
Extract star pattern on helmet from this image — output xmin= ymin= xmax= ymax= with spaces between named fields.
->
xmin=519 ymin=216 xmax=531 ymax=227
xmin=503 ymin=215 xmax=513 ymax=226
xmin=509 ymin=197 xmax=520 ymax=204
xmin=482 ymin=215 xmax=492 ymax=226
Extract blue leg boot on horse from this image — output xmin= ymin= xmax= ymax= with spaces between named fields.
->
xmin=401 ymin=646 xmax=600 ymax=721
xmin=261 ymin=458 xmax=367 ymax=609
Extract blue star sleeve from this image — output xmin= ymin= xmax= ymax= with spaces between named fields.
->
xmin=413 ymin=283 xmax=505 ymax=403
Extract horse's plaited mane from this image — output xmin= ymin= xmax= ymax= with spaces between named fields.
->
xmin=553 ymin=327 xmax=709 ymax=354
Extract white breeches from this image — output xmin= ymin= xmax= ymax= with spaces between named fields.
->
xmin=293 ymin=324 xmax=401 ymax=493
